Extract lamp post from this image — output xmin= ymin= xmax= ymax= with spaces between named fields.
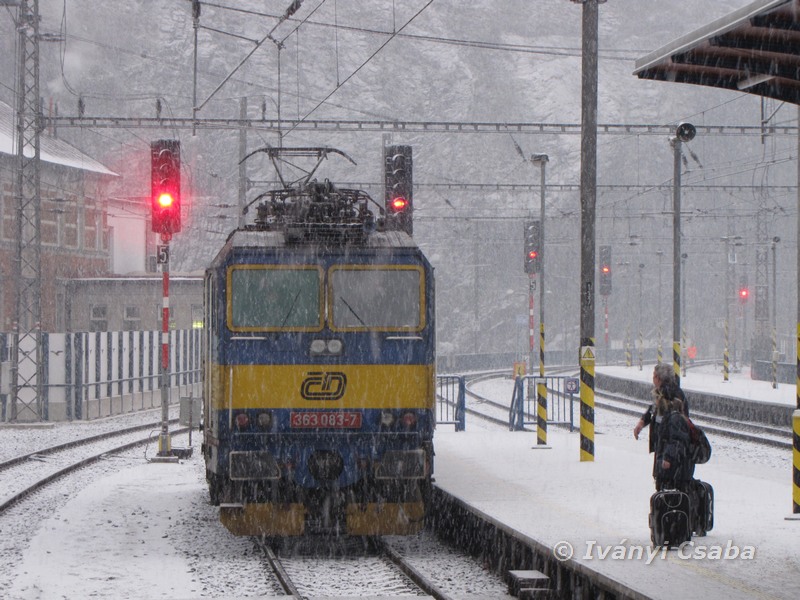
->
xmin=721 ymin=236 xmax=742 ymax=380
xmin=569 ymin=0 xmax=604 ymax=463
xmin=638 ymin=263 xmax=645 ymax=371
xmin=531 ymin=153 xmax=548 ymax=446
xmin=672 ymin=122 xmax=696 ymax=384
xmin=772 ymin=236 xmax=780 ymax=388
xmin=616 ymin=260 xmax=631 ymax=366
xmin=681 ymin=252 xmax=688 ymax=377
xmin=532 ymin=153 xmax=548 ymax=380
xmin=656 ymin=249 xmax=664 ymax=363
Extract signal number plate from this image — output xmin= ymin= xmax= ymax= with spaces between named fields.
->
xmin=290 ymin=411 xmax=362 ymax=429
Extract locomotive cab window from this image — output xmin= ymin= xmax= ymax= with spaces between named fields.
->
xmin=227 ymin=266 xmax=323 ymax=331
xmin=329 ymin=265 xmax=424 ymax=331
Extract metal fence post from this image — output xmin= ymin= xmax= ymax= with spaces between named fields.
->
xmin=456 ymin=376 xmax=466 ymax=432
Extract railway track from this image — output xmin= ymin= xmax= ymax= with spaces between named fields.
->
xmin=594 ymin=389 xmax=792 ymax=450
xmin=464 ymin=373 xmax=517 ymax=429
xmin=256 ymin=533 xmax=510 ymax=599
xmin=0 ymin=419 xmax=185 ymax=515
xmin=463 ymin=369 xmax=793 ymax=449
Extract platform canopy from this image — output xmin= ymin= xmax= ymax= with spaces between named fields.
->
xmin=634 ymin=0 xmax=800 ymax=105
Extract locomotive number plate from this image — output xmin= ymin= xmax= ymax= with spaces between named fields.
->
xmin=290 ymin=412 xmax=362 ymax=429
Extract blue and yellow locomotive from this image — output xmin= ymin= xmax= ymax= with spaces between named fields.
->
xmin=202 ymin=147 xmax=435 ymax=536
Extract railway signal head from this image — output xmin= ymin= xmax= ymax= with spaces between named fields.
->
xmin=150 ymin=139 xmax=181 ymax=236
xmin=738 ymin=286 xmax=749 ymax=303
xmin=384 ymin=144 xmax=413 ymax=235
xmin=738 ymin=275 xmax=749 ymax=303
xmin=524 ymin=220 xmax=542 ymax=274
xmin=388 ymin=195 xmax=408 ymax=213
xmin=599 ymin=245 xmax=612 ymax=295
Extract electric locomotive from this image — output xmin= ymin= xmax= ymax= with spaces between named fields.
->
xmin=202 ymin=147 xmax=435 ymax=536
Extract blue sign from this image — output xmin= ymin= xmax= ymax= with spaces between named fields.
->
xmin=565 ymin=378 xmax=579 ymax=394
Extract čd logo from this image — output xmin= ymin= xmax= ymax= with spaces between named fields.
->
xmin=301 ymin=371 xmax=347 ymax=401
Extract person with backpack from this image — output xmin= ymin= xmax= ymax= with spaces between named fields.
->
xmin=648 ymin=390 xmax=695 ymax=546
xmin=653 ymin=393 xmax=693 ymax=490
xmin=633 ymin=363 xmax=689 ymax=451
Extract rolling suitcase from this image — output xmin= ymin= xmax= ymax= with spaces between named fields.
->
xmin=690 ymin=479 xmax=714 ymax=536
xmin=649 ymin=489 xmax=692 ymax=547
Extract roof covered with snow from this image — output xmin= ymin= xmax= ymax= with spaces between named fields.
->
xmin=634 ymin=0 xmax=800 ymax=105
xmin=0 ymin=100 xmax=116 ymax=176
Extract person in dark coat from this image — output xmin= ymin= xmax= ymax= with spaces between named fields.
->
xmin=653 ymin=393 xmax=692 ymax=491
xmin=633 ymin=363 xmax=689 ymax=453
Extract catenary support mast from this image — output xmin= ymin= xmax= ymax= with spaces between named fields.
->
xmin=11 ymin=0 xmax=44 ymax=422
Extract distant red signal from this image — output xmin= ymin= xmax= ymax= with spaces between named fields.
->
xmin=524 ymin=220 xmax=542 ymax=274
xmin=599 ymin=245 xmax=612 ymax=295
xmin=389 ymin=196 xmax=408 ymax=212
xmin=739 ymin=287 xmax=749 ymax=302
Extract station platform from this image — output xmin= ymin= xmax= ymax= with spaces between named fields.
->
xmin=433 ymin=366 xmax=799 ymax=600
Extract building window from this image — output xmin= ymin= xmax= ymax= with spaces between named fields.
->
xmin=56 ymin=293 xmax=65 ymax=331
xmin=90 ymin=305 xmax=107 ymax=332
xmin=123 ymin=306 xmax=141 ymax=331
xmin=191 ymin=304 xmax=204 ymax=329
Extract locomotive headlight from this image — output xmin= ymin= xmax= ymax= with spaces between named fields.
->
xmin=400 ymin=411 xmax=418 ymax=430
xmin=234 ymin=412 xmax=250 ymax=431
xmin=310 ymin=338 xmax=344 ymax=355
xmin=380 ymin=411 xmax=395 ymax=427
xmin=256 ymin=412 xmax=272 ymax=429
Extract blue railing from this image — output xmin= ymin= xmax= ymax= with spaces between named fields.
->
xmin=435 ymin=375 xmax=466 ymax=431
xmin=509 ymin=375 xmax=578 ymax=432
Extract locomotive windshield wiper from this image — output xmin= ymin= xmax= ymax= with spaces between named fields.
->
xmin=280 ymin=290 xmax=303 ymax=327
xmin=339 ymin=296 xmax=367 ymax=327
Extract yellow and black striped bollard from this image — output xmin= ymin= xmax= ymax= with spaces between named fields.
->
xmin=580 ymin=338 xmax=595 ymax=462
xmin=793 ymin=409 xmax=800 ymax=514
xmin=537 ymin=322 xmax=547 ymax=445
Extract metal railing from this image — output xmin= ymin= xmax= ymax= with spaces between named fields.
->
xmin=435 ymin=375 xmax=466 ymax=431
xmin=509 ymin=375 xmax=578 ymax=432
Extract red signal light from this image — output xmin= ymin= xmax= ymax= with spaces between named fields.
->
xmin=601 ymin=265 xmax=610 ymax=274
xmin=528 ymin=250 xmax=539 ymax=260
xmin=150 ymin=139 xmax=181 ymax=236
xmin=739 ymin=287 xmax=749 ymax=300
xmin=389 ymin=196 xmax=408 ymax=212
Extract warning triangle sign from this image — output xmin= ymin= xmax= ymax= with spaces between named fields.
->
xmin=581 ymin=346 xmax=595 ymax=360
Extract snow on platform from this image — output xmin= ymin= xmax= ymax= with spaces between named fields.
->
xmin=434 ymin=365 xmax=799 ymax=599
xmin=601 ymin=363 xmax=798 ymax=406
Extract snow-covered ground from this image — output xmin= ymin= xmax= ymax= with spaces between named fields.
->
xmin=442 ymin=363 xmax=798 ymax=599
xmin=1 ymin=364 xmax=796 ymax=599
xmin=601 ymin=362 xmax=799 ymax=407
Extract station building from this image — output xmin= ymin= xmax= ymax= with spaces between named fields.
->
xmin=0 ymin=99 xmax=203 ymax=335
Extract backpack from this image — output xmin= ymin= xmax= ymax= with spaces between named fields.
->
xmin=686 ymin=417 xmax=712 ymax=464
xmin=655 ymin=411 xmax=692 ymax=484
